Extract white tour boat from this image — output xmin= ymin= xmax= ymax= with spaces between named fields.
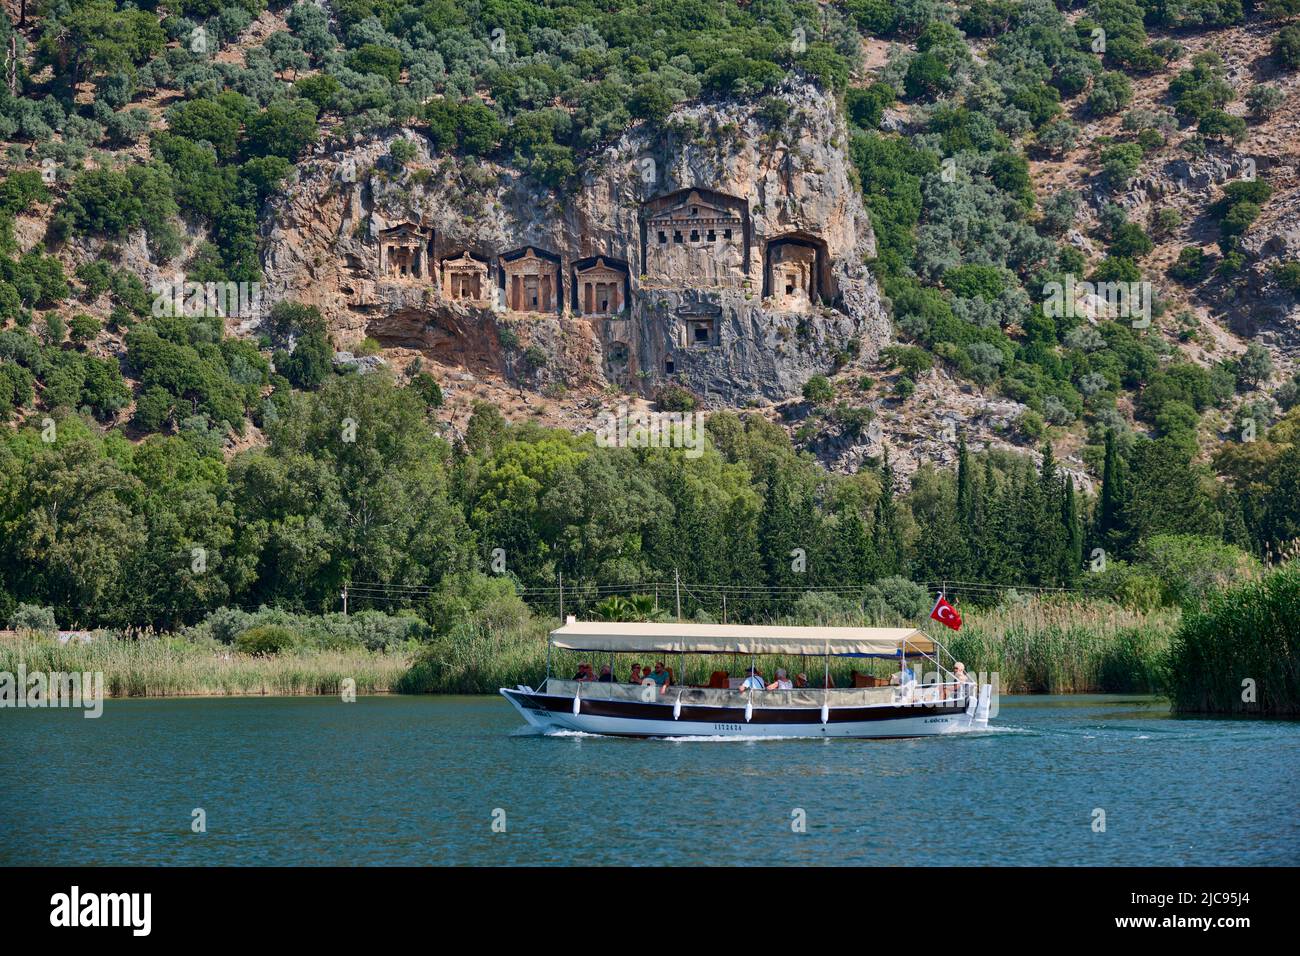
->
xmin=501 ymin=619 xmax=993 ymax=738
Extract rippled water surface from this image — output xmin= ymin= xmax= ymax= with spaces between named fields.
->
xmin=3 ymin=694 xmax=1296 ymax=865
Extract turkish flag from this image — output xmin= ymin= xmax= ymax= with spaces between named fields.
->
xmin=930 ymin=593 xmax=963 ymax=631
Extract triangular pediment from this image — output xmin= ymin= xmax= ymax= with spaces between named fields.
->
xmin=379 ymin=222 xmax=426 ymax=239
xmin=649 ymin=190 xmax=739 ymax=221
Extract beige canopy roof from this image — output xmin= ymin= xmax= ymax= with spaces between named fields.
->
xmin=548 ymin=621 xmax=934 ymax=657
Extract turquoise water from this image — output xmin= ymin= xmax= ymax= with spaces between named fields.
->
xmin=2 ymin=694 xmax=1296 ymax=866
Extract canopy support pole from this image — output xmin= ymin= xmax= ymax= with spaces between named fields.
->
xmin=822 ymin=650 xmax=830 ymax=726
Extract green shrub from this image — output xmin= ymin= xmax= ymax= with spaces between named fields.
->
xmin=235 ymin=625 xmax=300 ymax=657
xmin=655 ymin=384 xmax=697 ymax=412
xmin=1275 ymin=25 xmax=1300 ymax=69
xmin=9 ymin=603 xmax=57 ymax=633
xmin=802 ymin=374 xmax=834 ymax=404
xmin=1273 ymin=262 xmax=1300 ymax=294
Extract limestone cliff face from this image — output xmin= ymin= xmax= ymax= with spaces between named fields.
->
xmin=260 ymin=83 xmax=889 ymax=403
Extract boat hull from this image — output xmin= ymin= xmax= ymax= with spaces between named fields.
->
xmin=500 ymin=686 xmax=991 ymax=739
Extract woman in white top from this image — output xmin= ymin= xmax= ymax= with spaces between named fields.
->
xmin=766 ymin=667 xmax=793 ymax=691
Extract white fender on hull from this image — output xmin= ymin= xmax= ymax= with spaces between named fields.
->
xmin=673 ymin=694 xmax=682 ymax=720
xmin=820 ymin=701 xmax=829 ymax=724
xmin=744 ymin=697 xmax=753 ymax=723
xmin=572 ymin=687 xmax=581 ymax=715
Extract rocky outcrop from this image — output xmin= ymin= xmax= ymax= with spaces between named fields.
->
xmin=260 ymin=82 xmax=888 ymax=404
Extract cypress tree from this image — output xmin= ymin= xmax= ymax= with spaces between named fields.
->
xmin=1034 ymin=443 xmax=1067 ymax=585
xmin=1220 ymin=489 xmax=1252 ymax=553
xmin=956 ymin=431 xmax=976 ymax=535
xmin=1096 ymin=429 xmax=1127 ymax=556
xmin=872 ymin=454 xmax=904 ymax=579
xmin=1063 ymin=475 xmax=1083 ymax=584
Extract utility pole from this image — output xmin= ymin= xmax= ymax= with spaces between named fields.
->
xmin=341 ymin=584 xmax=348 ymax=616
xmin=674 ymin=569 xmax=681 ymax=621
xmin=558 ymin=571 xmax=564 ymax=622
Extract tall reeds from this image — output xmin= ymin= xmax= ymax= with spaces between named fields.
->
xmin=1168 ymin=563 xmax=1300 ymax=715
xmin=1 ymin=597 xmax=1183 ymax=698
xmin=0 ymin=631 xmax=411 ymax=697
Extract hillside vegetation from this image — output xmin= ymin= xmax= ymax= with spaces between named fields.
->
xmin=0 ymin=0 xmax=1298 ymax=641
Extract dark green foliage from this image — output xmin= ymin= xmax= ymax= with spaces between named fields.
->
xmin=1169 ymin=564 xmax=1300 ymax=715
xmin=801 ymin=374 xmax=834 ymax=405
xmin=1109 ymin=222 xmax=1153 ymax=259
xmin=244 ymin=100 xmax=318 ymax=160
xmin=346 ymin=44 xmax=402 ymax=84
xmin=280 ymin=330 xmax=332 ymax=390
xmin=1276 ymin=25 xmax=1300 ymax=69
xmin=1169 ymin=53 xmax=1234 ymax=121
xmin=845 ymin=83 xmax=895 ymax=131
xmin=408 ymin=371 xmax=444 ymax=409
xmin=1170 ymin=245 xmax=1209 ymax=283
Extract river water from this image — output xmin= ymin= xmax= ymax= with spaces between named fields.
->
xmin=3 ymin=694 xmax=1296 ymax=866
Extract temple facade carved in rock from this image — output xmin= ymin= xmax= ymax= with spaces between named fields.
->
xmin=378 ymin=223 xmax=432 ymax=279
xmin=573 ymin=257 xmax=629 ymax=316
xmin=764 ymin=236 xmax=827 ymax=312
xmin=441 ymin=252 xmax=489 ymax=304
xmin=640 ymin=189 xmax=750 ymax=289
xmin=500 ymin=247 xmax=562 ymax=314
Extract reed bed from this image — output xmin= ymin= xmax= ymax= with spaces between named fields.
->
xmin=399 ymin=598 xmax=1178 ymax=695
xmin=946 ymin=600 xmax=1177 ymax=694
xmin=2 ymin=598 xmax=1182 ymax=698
xmin=1169 ymin=564 xmax=1300 ymax=716
xmin=0 ymin=632 xmax=411 ymax=698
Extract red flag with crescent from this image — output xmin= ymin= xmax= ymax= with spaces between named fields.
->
xmin=930 ymin=593 xmax=962 ymax=631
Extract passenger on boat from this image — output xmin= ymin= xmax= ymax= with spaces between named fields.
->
xmin=597 ymin=664 xmax=615 ymax=683
xmin=738 ymin=667 xmax=766 ymax=692
xmin=628 ymin=663 xmax=644 ymax=684
xmin=648 ymin=661 xmax=671 ymax=688
xmin=573 ymin=662 xmax=596 ymax=682
xmin=889 ymin=662 xmax=916 ymax=686
xmin=766 ymin=668 xmax=793 ymax=691
xmin=794 ymin=673 xmax=809 ymax=688
xmin=953 ymin=662 xmax=974 ymax=696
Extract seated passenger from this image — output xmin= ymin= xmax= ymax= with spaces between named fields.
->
xmin=766 ymin=668 xmax=793 ymax=690
xmin=648 ymin=661 xmax=671 ymax=688
xmin=953 ymin=661 xmax=974 ymax=698
xmin=572 ymin=662 xmax=595 ymax=682
xmin=597 ymin=664 xmax=614 ymax=683
xmin=738 ymin=666 xmax=766 ymax=692
xmin=794 ymin=673 xmax=810 ymax=688
xmin=890 ymin=662 xmax=916 ymax=686
xmin=628 ymin=663 xmax=644 ymax=685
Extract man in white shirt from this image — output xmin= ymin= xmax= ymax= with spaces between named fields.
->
xmin=738 ymin=666 xmax=766 ymax=691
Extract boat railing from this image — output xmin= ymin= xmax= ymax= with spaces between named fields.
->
xmin=543 ymin=678 xmax=972 ymax=710
xmin=895 ymin=680 xmax=976 ymax=706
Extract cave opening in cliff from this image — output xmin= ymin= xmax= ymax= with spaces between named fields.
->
xmin=763 ymin=234 xmax=830 ymax=311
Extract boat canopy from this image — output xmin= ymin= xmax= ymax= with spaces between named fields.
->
xmin=548 ymin=621 xmax=935 ymax=658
